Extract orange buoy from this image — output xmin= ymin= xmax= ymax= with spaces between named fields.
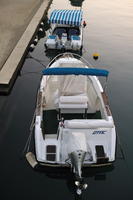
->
xmin=93 ymin=53 xmax=100 ymax=60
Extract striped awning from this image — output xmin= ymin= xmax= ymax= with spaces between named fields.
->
xmin=49 ymin=10 xmax=83 ymax=26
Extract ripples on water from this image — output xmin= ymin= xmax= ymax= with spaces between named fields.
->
xmin=0 ymin=0 xmax=133 ymax=199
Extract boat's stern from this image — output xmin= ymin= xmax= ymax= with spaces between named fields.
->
xmin=45 ymin=35 xmax=57 ymax=49
xmin=62 ymin=116 xmax=116 ymax=166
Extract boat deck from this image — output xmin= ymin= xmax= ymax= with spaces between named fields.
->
xmin=42 ymin=110 xmax=102 ymax=134
xmin=53 ymin=27 xmax=80 ymax=40
xmin=62 ymin=111 xmax=102 ymax=120
xmin=43 ymin=110 xmax=59 ymax=135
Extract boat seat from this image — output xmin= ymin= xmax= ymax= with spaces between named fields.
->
xmin=48 ymin=35 xmax=57 ymax=40
xmin=64 ymin=119 xmax=114 ymax=129
xmin=59 ymin=95 xmax=88 ymax=106
xmin=71 ymin=35 xmax=80 ymax=41
xmin=59 ymin=95 xmax=88 ymax=113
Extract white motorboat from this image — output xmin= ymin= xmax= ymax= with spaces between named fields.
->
xmin=45 ymin=10 xmax=85 ymax=51
xmin=26 ymin=53 xmax=116 ymax=194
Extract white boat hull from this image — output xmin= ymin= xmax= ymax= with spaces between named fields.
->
xmin=32 ymin=53 xmax=116 ymax=169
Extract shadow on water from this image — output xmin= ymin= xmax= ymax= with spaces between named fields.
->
xmin=45 ymin=49 xmax=83 ymax=61
xmin=32 ymin=164 xmax=114 ymax=200
xmin=43 ymin=15 xmax=51 ymax=31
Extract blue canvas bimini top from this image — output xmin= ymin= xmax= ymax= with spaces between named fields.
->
xmin=49 ymin=10 xmax=83 ymax=26
xmin=42 ymin=67 xmax=109 ymax=77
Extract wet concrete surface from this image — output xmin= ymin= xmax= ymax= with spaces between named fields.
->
xmin=0 ymin=0 xmax=44 ymax=70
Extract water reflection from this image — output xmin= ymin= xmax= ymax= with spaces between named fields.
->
xmin=34 ymin=164 xmax=114 ymax=199
xmin=45 ymin=49 xmax=63 ymax=60
xmin=45 ymin=49 xmax=83 ymax=61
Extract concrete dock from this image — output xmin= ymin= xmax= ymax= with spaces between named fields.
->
xmin=0 ymin=0 xmax=52 ymax=94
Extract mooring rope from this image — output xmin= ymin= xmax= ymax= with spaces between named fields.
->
xmin=27 ymin=54 xmax=47 ymax=68
xmin=21 ymin=109 xmax=36 ymax=157
xmin=116 ymin=131 xmax=126 ymax=160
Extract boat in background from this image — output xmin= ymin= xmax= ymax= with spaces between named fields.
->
xmin=45 ymin=10 xmax=85 ymax=51
xmin=26 ymin=53 xmax=116 ymax=195
xmin=69 ymin=0 xmax=84 ymax=7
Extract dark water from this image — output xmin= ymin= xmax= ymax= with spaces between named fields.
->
xmin=0 ymin=0 xmax=133 ymax=199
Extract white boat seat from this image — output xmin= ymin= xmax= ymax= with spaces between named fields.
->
xmin=59 ymin=103 xmax=88 ymax=109
xmin=59 ymin=95 xmax=88 ymax=110
xmin=64 ymin=119 xmax=114 ymax=129
xmin=71 ymin=35 xmax=80 ymax=40
xmin=59 ymin=95 xmax=88 ymax=104
xmin=48 ymin=35 xmax=57 ymax=40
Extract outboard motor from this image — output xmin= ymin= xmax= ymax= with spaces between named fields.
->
xmin=69 ymin=150 xmax=86 ymax=180
xmin=69 ymin=150 xmax=88 ymax=195
xmin=68 ymin=132 xmax=88 ymax=195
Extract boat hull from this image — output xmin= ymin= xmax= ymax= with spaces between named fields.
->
xmin=25 ymin=53 xmax=116 ymax=193
xmin=26 ymin=152 xmax=114 ymax=169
